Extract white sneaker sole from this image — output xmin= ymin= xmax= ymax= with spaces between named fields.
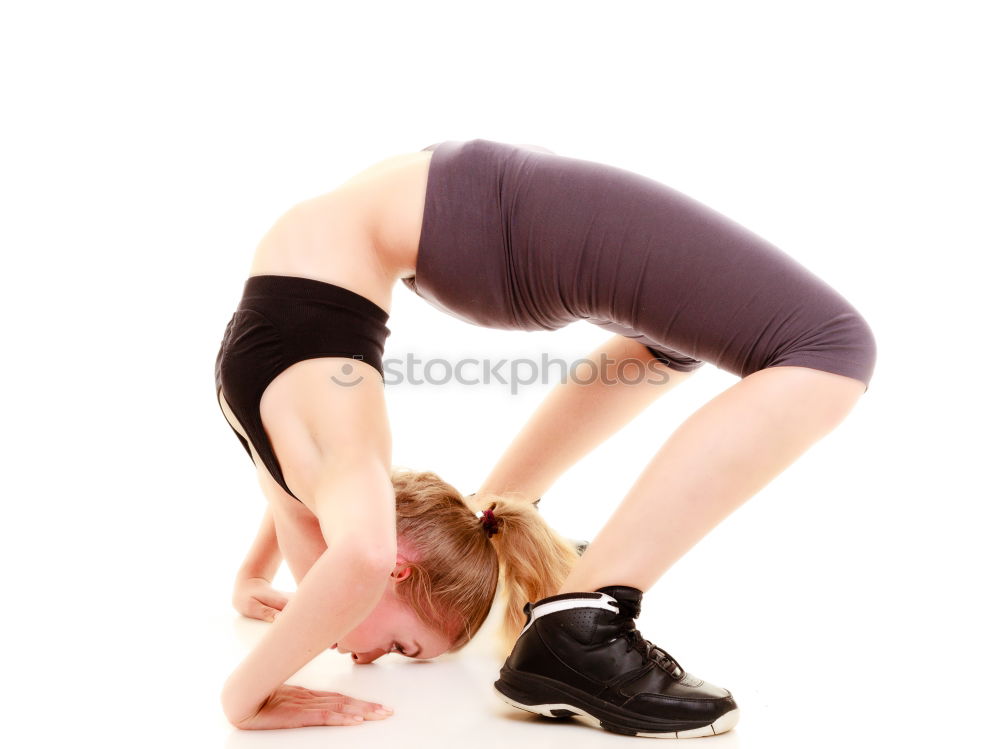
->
xmin=493 ymin=684 xmax=740 ymax=738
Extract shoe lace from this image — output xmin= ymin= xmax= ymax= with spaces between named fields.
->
xmin=621 ymin=624 xmax=684 ymax=679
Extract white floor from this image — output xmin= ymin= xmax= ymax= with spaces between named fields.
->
xmin=26 ymin=557 xmax=993 ymax=749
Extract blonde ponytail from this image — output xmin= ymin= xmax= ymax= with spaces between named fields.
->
xmin=388 ymin=468 xmax=580 ymax=662
xmin=470 ymin=492 xmax=582 ymax=661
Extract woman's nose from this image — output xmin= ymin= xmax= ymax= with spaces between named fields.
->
xmin=352 ymin=648 xmax=386 ymax=664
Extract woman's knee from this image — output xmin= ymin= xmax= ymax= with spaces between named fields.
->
xmin=763 ymin=311 xmax=878 ymax=397
xmin=855 ymin=314 xmax=878 ymax=388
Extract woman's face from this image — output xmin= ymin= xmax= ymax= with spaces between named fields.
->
xmin=334 ymin=558 xmax=453 ymax=664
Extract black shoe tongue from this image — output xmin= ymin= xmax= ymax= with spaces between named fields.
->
xmin=595 ymin=585 xmax=643 ymax=619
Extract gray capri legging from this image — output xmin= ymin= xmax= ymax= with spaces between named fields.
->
xmin=403 ymin=139 xmax=877 ymax=391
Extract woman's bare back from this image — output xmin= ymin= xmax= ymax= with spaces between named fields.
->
xmin=246 ymin=149 xmax=433 ymax=310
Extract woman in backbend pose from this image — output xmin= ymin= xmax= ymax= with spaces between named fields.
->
xmin=215 ymin=138 xmax=876 ymax=736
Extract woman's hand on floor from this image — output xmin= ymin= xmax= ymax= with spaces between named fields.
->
xmin=232 ymin=576 xmax=289 ymax=622
xmin=232 ymin=684 xmax=394 ymax=730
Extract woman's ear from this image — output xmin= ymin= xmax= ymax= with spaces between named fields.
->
xmin=391 ymin=564 xmax=413 ymax=582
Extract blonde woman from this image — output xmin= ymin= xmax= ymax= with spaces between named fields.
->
xmin=215 ymin=139 xmax=875 ymax=736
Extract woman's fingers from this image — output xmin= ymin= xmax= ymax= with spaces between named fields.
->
xmin=301 ymin=689 xmax=394 ymax=719
xmin=253 ymin=589 xmax=287 ymax=621
xmin=255 ymin=588 xmax=290 ymax=611
xmin=348 ymin=700 xmax=394 ymax=720
xmin=247 ymin=601 xmax=279 ymax=622
xmin=233 ymin=578 xmax=289 ymax=622
xmin=233 ymin=684 xmax=393 ymax=730
xmin=335 ymin=700 xmax=393 ymax=720
xmin=299 ymin=700 xmax=391 ymax=725
xmin=264 ymin=605 xmax=281 ymax=622
xmin=307 ymin=689 xmax=392 ymax=710
xmin=250 ymin=604 xmax=279 ymax=622
xmin=301 ymin=708 xmax=366 ymax=726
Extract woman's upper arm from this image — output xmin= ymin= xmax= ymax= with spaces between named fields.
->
xmin=258 ymin=355 xmax=394 ymax=554
xmin=310 ymin=457 xmax=397 ymax=558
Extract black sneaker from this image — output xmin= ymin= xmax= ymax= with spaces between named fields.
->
xmin=493 ymin=585 xmax=739 ymax=737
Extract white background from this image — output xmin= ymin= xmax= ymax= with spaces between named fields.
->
xmin=2 ymin=1 xmax=997 ymax=747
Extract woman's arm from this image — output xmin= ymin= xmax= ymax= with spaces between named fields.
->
xmin=476 ymin=335 xmax=694 ymax=500
xmin=220 ymin=460 xmax=396 ymax=725
xmin=231 ymin=504 xmax=292 ymax=622
xmin=220 ymin=345 xmax=397 ymax=726
xmin=235 ymin=504 xmax=283 ymax=583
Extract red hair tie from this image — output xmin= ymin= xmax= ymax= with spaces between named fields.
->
xmin=476 ymin=508 xmax=500 ymax=538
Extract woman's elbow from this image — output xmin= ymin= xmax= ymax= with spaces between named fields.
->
xmin=307 ymin=464 xmax=398 ymax=565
